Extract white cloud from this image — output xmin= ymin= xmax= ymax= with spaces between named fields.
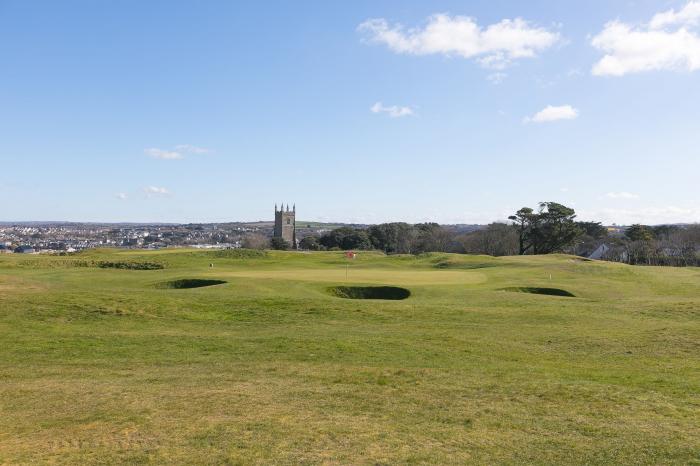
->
xmin=144 ymin=186 xmax=170 ymax=197
xmin=524 ymin=105 xmax=579 ymax=123
xmin=650 ymin=1 xmax=700 ymax=29
xmin=145 ymin=144 xmax=210 ymax=160
xmin=358 ymin=14 xmax=560 ymax=69
xmin=370 ymin=102 xmax=414 ymax=118
xmin=591 ymin=2 xmax=700 ymax=76
xmin=605 ymin=191 xmax=640 ymax=200
xmin=145 ymin=148 xmax=183 ymax=160
xmin=115 ymin=192 xmax=128 ymax=200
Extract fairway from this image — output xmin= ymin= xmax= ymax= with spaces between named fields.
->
xmin=1 ymin=249 xmax=699 ymax=464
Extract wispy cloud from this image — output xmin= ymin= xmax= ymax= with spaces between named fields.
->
xmin=144 ymin=186 xmax=170 ymax=197
xmin=370 ymin=102 xmax=414 ymax=118
xmin=174 ymin=144 xmax=209 ymax=154
xmin=487 ymin=72 xmax=507 ymax=84
xmin=145 ymin=148 xmax=182 ymax=160
xmin=358 ymin=14 xmax=560 ymax=69
xmin=524 ymin=105 xmax=579 ymax=123
xmin=605 ymin=191 xmax=640 ymax=200
xmin=145 ymin=144 xmax=210 ymax=160
xmin=115 ymin=192 xmax=128 ymax=200
xmin=591 ymin=1 xmax=700 ymax=76
xmin=580 ymin=205 xmax=700 ymax=225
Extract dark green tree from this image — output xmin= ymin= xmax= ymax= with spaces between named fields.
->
xmin=625 ymin=224 xmax=655 ymax=241
xmin=367 ymin=223 xmax=416 ymax=253
xmin=299 ymin=235 xmax=322 ymax=251
xmin=320 ymin=227 xmax=373 ymax=250
xmin=270 ymin=237 xmax=290 ymax=250
xmin=509 ymin=202 xmax=581 ymax=254
xmin=508 ymin=207 xmax=537 ymax=255
xmin=577 ymin=221 xmax=608 ymax=239
xmin=533 ymin=202 xmax=582 ymax=254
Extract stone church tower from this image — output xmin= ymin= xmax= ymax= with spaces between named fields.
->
xmin=274 ymin=203 xmax=296 ymax=247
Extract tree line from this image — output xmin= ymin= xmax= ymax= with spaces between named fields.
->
xmin=297 ymin=222 xmax=454 ymax=254
xmin=596 ymin=223 xmax=700 ymax=267
xmin=243 ymin=202 xmax=699 ymax=267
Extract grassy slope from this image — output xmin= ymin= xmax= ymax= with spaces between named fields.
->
xmin=0 ymin=250 xmax=699 ymax=465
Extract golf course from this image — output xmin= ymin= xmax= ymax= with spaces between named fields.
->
xmin=1 ymin=248 xmax=699 ymax=464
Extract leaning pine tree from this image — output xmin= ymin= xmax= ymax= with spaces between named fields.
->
xmin=509 ymin=202 xmax=581 ymax=255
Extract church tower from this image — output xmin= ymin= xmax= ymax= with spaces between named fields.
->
xmin=274 ymin=203 xmax=296 ymax=247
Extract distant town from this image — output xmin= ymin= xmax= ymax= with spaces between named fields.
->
xmin=0 ymin=218 xmax=616 ymax=255
xmin=0 ymin=220 xmax=338 ymax=254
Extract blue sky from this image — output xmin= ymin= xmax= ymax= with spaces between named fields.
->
xmin=1 ymin=0 xmax=698 ymax=225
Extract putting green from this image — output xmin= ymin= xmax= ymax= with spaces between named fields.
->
xmin=219 ymin=268 xmax=487 ymax=285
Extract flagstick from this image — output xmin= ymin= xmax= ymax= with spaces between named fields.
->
xmin=344 ymin=251 xmax=355 ymax=281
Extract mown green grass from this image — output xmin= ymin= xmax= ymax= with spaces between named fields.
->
xmin=0 ymin=250 xmax=699 ymax=464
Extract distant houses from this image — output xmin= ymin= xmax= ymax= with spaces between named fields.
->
xmin=14 ymin=246 xmax=35 ymax=254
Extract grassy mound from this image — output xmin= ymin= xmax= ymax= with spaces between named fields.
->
xmin=503 ymin=286 xmax=576 ymax=297
xmin=15 ymin=259 xmax=166 ymax=270
xmin=92 ymin=260 xmax=165 ymax=270
xmin=194 ymin=249 xmax=268 ymax=260
xmin=434 ymin=260 xmax=497 ymax=270
xmin=328 ymin=285 xmax=411 ymax=300
xmin=155 ymin=279 xmax=227 ymax=289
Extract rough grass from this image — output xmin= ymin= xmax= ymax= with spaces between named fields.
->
xmin=0 ymin=250 xmax=699 ymax=464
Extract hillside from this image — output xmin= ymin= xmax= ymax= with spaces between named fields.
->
xmin=1 ymin=250 xmax=699 ymax=464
